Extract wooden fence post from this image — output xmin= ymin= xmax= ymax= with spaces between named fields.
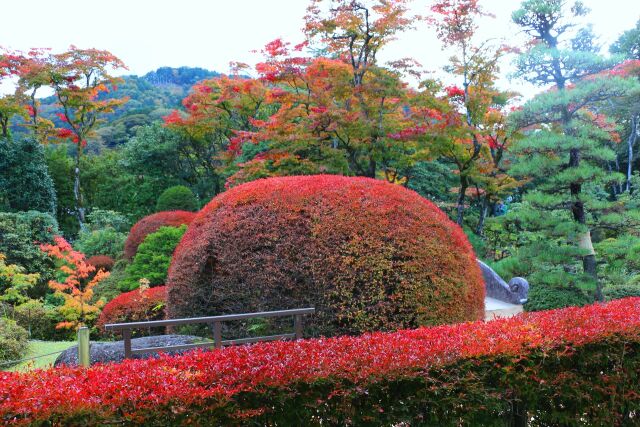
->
xmin=77 ymin=326 xmax=90 ymax=367
xmin=213 ymin=321 xmax=222 ymax=348
xmin=123 ymin=329 xmax=132 ymax=359
xmin=294 ymin=315 xmax=303 ymax=339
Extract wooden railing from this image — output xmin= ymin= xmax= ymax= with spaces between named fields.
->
xmin=104 ymin=307 xmax=316 ymax=359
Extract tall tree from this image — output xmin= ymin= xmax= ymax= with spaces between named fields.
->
xmin=507 ymin=0 xmax=639 ymax=302
xmin=10 ymin=47 xmax=127 ymax=227
xmin=48 ymin=47 xmax=128 ymax=226
xmin=429 ymin=0 xmax=518 ymax=229
xmin=610 ymin=19 xmax=640 ymax=60
xmin=0 ymin=138 xmax=57 ymax=214
xmin=168 ymin=2 xmax=447 ymax=188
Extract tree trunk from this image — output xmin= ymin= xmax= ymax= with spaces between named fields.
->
xmin=476 ymin=195 xmax=489 ymax=235
xmin=456 ymin=177 xmax=468 ymax=226
xmin=626 ymin=115 xmax=638 ymax=192
xmin=0 ymin=117 xmax=8 ymax=139
xmin=367 ymin=157 xmax=376 ymax=178
xmin=74 ymin=143 xmax=85 ymax=228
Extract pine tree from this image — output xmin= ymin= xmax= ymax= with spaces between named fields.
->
xmin=502 ymin=0 xmax=640 ymax=306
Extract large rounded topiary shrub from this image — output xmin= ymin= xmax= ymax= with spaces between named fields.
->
xmin=123 ymin=211 xmax=196 ymax=260
xmin=156 ymin=185 xmax=199 ymax=212
xmin=167 ymin=175 xmax=484 ymax=336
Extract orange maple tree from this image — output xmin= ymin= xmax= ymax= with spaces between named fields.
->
xmin=40 ymin=236 xmax=108 ymax=330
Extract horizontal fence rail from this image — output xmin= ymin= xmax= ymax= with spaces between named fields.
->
xmin=104 ymin=307 xmax=315 ymax=359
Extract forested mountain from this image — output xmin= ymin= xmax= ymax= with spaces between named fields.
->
xmin=37 ymin=67 xmax=221 ymax=147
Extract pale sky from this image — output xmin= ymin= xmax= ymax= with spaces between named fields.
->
xmin=1 ymin=0 xmax=639 ymax=96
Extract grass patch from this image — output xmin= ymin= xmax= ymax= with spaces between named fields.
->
xmin=5 ymin=340 xmax=75 ymax=372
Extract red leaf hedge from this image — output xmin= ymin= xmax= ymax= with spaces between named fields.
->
xmin=1 ymin=298 xmax=639 ymax=425
xmin=86 ymin=255 xmax=115 ymax=272
xmin=123 ymin=211 xmax=196 ymax=260
xmin=96 ymin=286 xmax=166 ymax=335
xmin=167 ymin=175 xmax=485 ymax=335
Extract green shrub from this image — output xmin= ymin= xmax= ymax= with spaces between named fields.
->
xmin=0 ymin=317 xmax=29 ymax=366
xmin=122 ymin=225 xmax=186 ymax=291
xmin=85 ymin=209 xmax=130 ymax=233
xmin=604 ymin=283 xmax=640 ymax=301
xmin=525 ymin=284 xmax=593 ymax=312
xmin=12 ymin=300 xmax=67 ymax=341
xmin=156 ymin=186 xmax=198 ymax=212
xmin=0 ymin=211 xmax=58 ymax=298
xmin=74 ymin=228 xmax=127 ymax=259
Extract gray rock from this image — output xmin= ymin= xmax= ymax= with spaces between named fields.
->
xmin=54 ymin=334 xmax=205 ymax=367
xmin=477 ymin=259 xmax=529 ymax=305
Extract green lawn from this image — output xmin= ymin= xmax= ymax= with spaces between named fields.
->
xmin=6 ymin=341 xmax=75 ymax=372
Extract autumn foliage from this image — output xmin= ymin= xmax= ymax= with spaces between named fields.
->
xmin=123 ymin=211 xmax=196 ymax=260
xmin=86 ymin=255 xmax=115 ymax=272
xmin=0 ymin=298 xmax=638 ymax=425
xmin=167 ymin=175 xmax=484 ymax=335
xmin=39 ymin=236 xmax=108 ymax=330
xmin=96 ymin=286 xmax=166 ymax=335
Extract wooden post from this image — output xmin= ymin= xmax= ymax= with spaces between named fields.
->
xmin=123 ymin=329 xmax=132 ymax=359
xmin=213 ymin=321 xmax=222 ymax=348
xmin=294 ymin=315 xmax=303 ymax=339
xmin=77 ymin=326 xmax=90 ymax=367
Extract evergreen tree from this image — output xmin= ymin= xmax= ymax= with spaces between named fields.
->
xmin=610 ymin=19 xmax=640 ymax=60
xmin=0 ymin=138 xmax=57 ymax=215
xmin=503 ymin=0 xmax=640 ymax=305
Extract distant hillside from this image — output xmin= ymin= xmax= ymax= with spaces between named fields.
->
xmin=37 ymin=67 xmax=221 ymax=147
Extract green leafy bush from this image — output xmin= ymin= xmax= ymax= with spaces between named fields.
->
xmin=123 ymin=211 xmax=195 ymax=259
xmin=0 ymin=211 xmax=58 ymax=298
xmin=85 ymin=209 xmax=130 ymax=233
xmin=74 ymin=229 xmax=127 ymax=259
xmin=525 ymin=284 xmax=592 ymax=312
xmin=0 ymin=317 xmax=29 ymax=366
xmin=12 ymin=299 xmax=68 ymax=341
xmin=156 ymin=185 xmax=198 ymax=212
xmin=122 ymin=225 xmax=186 ymax=291
xmin=604 ymin=283 xmax=640 ymax=301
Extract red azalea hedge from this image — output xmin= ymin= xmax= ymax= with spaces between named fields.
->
xmin=96 ymin=286 xmax=166 ymax=335
xmin=167 ymin=175 xmax=485 ymax=335
xmin=1 ymin=298 xmax=639 ymax=425
xmin=123 ymin=211 xmax=196 ymax=260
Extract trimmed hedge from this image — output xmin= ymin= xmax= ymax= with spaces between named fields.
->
xmin=123 ymin=211 xmax=195 ymax=260
xmin=121 ymin=225 xmax=187 ymax=291
xmin=525 ymin=283 xmax=592 ymax=312
xmin=167 ymin=175 xmax=484 ymax=336
xmin=0 ymin=298 xmax=638 ymax=425
xmin=604 ymin=283 xmax=640 ymax=301
xmin=156 ymin=185 xmax=199 ymax=212
xmin=96 ymin=286 xmax=167 ymax=336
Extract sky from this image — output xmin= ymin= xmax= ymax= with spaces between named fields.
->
xmin=1 ymin=0 xmax=639 ymax=96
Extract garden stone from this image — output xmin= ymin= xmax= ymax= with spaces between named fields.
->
xmin=477 ymin=259 xmax=529 ymax=304
xmin=54 ymin=334 xmax=205 ymax=367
